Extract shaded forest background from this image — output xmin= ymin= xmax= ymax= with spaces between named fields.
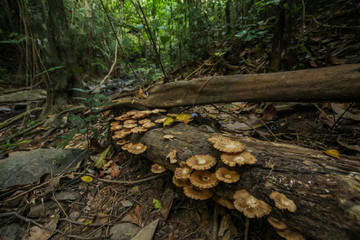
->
xmin=1 ymin=0 xmax=359 ymax=114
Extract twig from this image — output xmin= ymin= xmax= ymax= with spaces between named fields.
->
xmin=0 ymin=107 xmax=42 ymax=130
xmin=312 ymin=16 xmax=360 ymax=29
xmin=0 ymin=212 xmax=111 ymax=239
xmin=184 ymin=63 xmax=205 ymax=81
xmin=0 ymin=119 xmax=45 ymax=144
xmin=0 ymin=181 xmax=50 ymax=203
xmin=331 ymin=103 xmax=353 ymax=130
xmin=92 ymin=173 xmax=165 ymax=185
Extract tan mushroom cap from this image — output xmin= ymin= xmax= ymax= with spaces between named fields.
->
xmin=267 ymin=217 xmax=288 ymax=230
xmin=215 ymin=167 xmax=240 ymax=183
xmin=116 ymin=139 xmax=128 ymax=145
xmin=123 ymin=123 xmax=138 ymax=129
xmin=190 ymin=170 xmax=219 ymax=189
xmin=110 ymin=121 xmax=121 ymax=126
xmin=212 ymin=195 xmax=235 ymax=209
xmin=151 ymin=163 xmax=166 ymax=174
xmin=131 ymin=112 xmax=148 ymax=119
xmin=275 ymin=229 xmax=306 ymax=240
xmin=270 ymin=191 xmax=297 ymax=212
xmin=186 ymin=155 xmax=217 ymax=170
xmin=183 ymin=185 xmax=213 ymax=200
xmin=221 ymin=151 xmax=257 ymax=166
xmin=163 ymin=135 xmax=175 ymax=140
xmin=166 ymin=149 xmax=177 ymax=164
xmin=110 ymin=124 xmax=123 ymax=131
xmin=125 ymin=142 xmax=147 ymax=154
xmin=122 ymin=142 xmax=133 ymax=151
xmin=152 ymin=108 xmax=167 ymax=114
xmin=131 ymin=127 xmax=148 ymax=133
xmin=138 ymin=119 xmax=151 ymax=124
xmin=209 ymin=135 xmax=245 ymax=153
xmin=174 ymin=162 xmax=193 ymax=179
xmin=112 ymin=129 xmax=131 ymax=140
xmin=155 ymin=118 xmax=167 ymax=123
xmin=123 ymin=119 xmax=137 ymax=125
xmin=172 ymin=176 xmax=191 ymax=187
xmin=233 ymin=189 xmax=272 ymax=218
xmin=142 ymin=122 xmax=155 ymax=129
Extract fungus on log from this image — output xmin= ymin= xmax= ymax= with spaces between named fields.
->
xmin=140 ymin=123 xmax=360 ymax=240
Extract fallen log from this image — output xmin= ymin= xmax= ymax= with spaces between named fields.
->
xmin=139 ymin=123 xmax=360 ymax=240
xmin=111 ymin=64 xmax=360 ymax=109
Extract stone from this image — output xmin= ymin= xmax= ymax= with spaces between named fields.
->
xmin=0 ymin=223 xmax=25 ymax=240
xmin=110 ymin=222 xmax=140 ymax=240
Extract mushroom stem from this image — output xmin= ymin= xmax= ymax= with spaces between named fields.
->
xmin=244 ymin=217 xmax=250 ymax=240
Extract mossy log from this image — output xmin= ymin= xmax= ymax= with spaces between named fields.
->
xmin=139 ymin=123 xmax=360 ymax=240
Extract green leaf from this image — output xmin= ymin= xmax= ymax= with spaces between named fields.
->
xmin=69 ymin=115 xmax=84 ymax=127
xmin=135 ymin=24 xmax=144 ymax=30
xmin=72 ymin=66 xmax=84 ymax=74
xmin=94 ymin=145 xmax=112 ymax=169
xmin=34 ymin=66 xmax=65 ymax=78
xmin=153 ymin=199 xmax=162 ymax=210
xmin=0 ymin=37 xmax=26 ymax=44
xmin=71 ymin=88 xmax=89 ymax=93
xmin=57 ymin=129 xmax=78 ymax=148
xmin=160 ymin=36 xmax=170 ymax=45
xmin=235 ymin=30 xmax=247 ymax=38
xmin=72 ymin=97 xmax=88 ymax=101
xmin=149 ymin=19 xmax=161 ymax=30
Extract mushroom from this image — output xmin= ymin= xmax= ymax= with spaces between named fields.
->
xmin=142 ymin=122 xmax=155 ymax=129
xmin=163 ymin=135 xmax=175 ymax=140
xmin=110 ymin=124 xmax=123 ymax=131
xmin=270 ymin=191 xmax=297 ymax=212
xmin=166 ymin=149 xmax=177 ymax=164
xmin=172 ymin=176 xmax=190 ymax=187
xmin=233 ymin=189 xmax=271 ymax=218
xmin=139 ymin=119 xmax=151 ymax=124
xmin=183 ymin=185 xmax=213 ymax=200
xmin=186 ymin=155 xmax=217 ymax=170
xmin=123 ymin=119 xmax=137 ymax=125
xmin=155 ymin=118 xmax=167 ymax=123
xmin=112 ymin=129 xmax=131 ymax=140
xmin=110 ymin=121 xmax=121 ymax=126
xmin=125 ymin=142 xmax=147 ymax=154
xmin=114 ymin=114 xmax=131 ymax=121
xmin=267 ymin=217 xmax=288 ymax=230
xmin=174 ymin=162 xmax=193 ymax=179
xmin=221 ymin=151 xmax=257 ymax=166
xmin=151 ymin=164 xmax=166 ymax=174
xmin=131 ymin=127 xmax=148 ymax=133
xmin=121 ymin=142 xmax=133 ymax=151
xmin=190 ymin=170 xmax=219 ymax=189
xmin=116 ymin=139 xmax=128 ymax=146
xmin=208 ymin=135 xmax=245 ymax=153
xmin=131 ymin=111 xmax=148 ymax=119
xmin=123 ymin=123 xmax=138 ymax=129
xmin=212 ymin=195 xmax=235 ymax=209
xmin=275 ymin=228 xmax=306 ymax=240
xmin=215 ymin=167 xmax=240 ymax=183
xmin=152 ymin=108 xmax=167 ymax=114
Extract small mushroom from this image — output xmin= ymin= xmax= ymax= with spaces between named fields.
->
xmin=131 ymin=111 xmax=148 ymax=119
xmin=270 ymin=191 xmax=297 ymax=212
xmin=142 ymin=122 xmax=156 ymax=129
xmin=190 ymin=170 xmax=219 ymax=189
xmin=215 ymin=167 xmax=240 ymax=183
xmin=163 ymin=135 xmax=175 ymax=140
xmin=151 ymin=164 xmax=166 ymax=174
xmin=166 ymin=149 xmax=177 ymax=164
xmin=221 ymin=151 xmax=257 ymax=166
xmin=172 ymin=176 xmax=190 ymax=187
xmin=139 ymin=119 xmax=151 ymax=124
xmin=131 ymin=127 xmax=148 ymax=133
xmin=116 ymin=139 xmax=128 ymax=145
xmin=209 ymin=135 xmax=245 ymax=153
xmin=212 ymin=195 xmax=235 ymax=209
xmin=123 ymin=119 xmax=137 ymax=125
xmin=110 ymin=124 xmax=123 ymax=131
xmin=275 ymin=228 xmax=306 ymax=240
xmin=233 ymin=189 xmax=271 ymax=218
xmin=152 ymin=108 xmax=167 ymax=114
xmin=186 ymin=155 xmax=217 ymax=170
xmin=125 ymin=142 xmax=147 ymax=154
xmin=183 ymin=185 xmax=213 ymax=200
xmin=155 ymin=118 xmax=167 ymax=123
xmin=267 ymin=217 xmax=288 ymax=230
xmin=123 ymin=123 xmax=138 ymax=129
xmin=112 ymin=129 xmax=131 ymax=140
xmin=110 ymin=121 xmax=121 ymax=126
xmin=174 ymin=162 xmax=193 ymax=179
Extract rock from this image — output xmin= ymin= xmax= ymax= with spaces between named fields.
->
xmin=0 ymin=149 xmax=87 ymax=189
xmin=0 ymin=223 xmax=25 ymax=240
xmin=110 ymin=222 xmax=141 ymax=240
xmin=28 ymin=201 xmax=58 ymax=218
xmin=131 ymin=219 xmax=160 ymax=240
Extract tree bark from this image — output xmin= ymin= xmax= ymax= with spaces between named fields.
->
xmin=111 ymin=64 xmax=360 ymax=109
xmin=139 ymin=123 xmax=360 ymax=240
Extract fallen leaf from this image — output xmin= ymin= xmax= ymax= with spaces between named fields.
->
xmin=109 ymin=163 xmax=121 ymax=177
xmin=262 ymin=104 xmax=277 ymax=121
xmin=95 ymin=145 xmax=112 ymax=169
xmin=94 ymin=212 xmax=109 ymax=224
xmin=176 ymin=114 xmax=193 ymax=124
xmin=324 ymin=149 xmax=340 ymax=159
xmin=163 ymin=117 xmax=174 ymax=127
xmin=81 ymin=176 xmax=93 ymax=183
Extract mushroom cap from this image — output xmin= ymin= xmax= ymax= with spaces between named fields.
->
xmin=212 ymin=195 xmax=235 ymax=209
xmin=122 ymin=142 xmax=133 ymax=151
xmin=155 ymin=118 xmax=167 ymax=123
xmin=142 ymin=122 xmax=155 ymax=129
xmin=123 ymin=119 xmax=137 ymax=125
xmin=138 ymin=119 xmax=151 ymax=124
xmin=112 ymin=129 xmax=131 ymax=140
xmin=275 ymin=229 xmax=306 ymax=240
xmin=186 ymin=155 xmax=217 ymax=170
xmin=215 ymin=167 xmax=240 ymax=183
xmin=172 ymin=176 xmax=190 ymax=187
xmin=116 ymin=139 xmax=128 ymax=145
xmin=183 ymin=185 xmax=213 ymax=200
xmin=174 ymin=164 xmax=193 ymax=179
xmin=131 ymin=112 xmax=148 ymax=119
xmin=233 ymin=189 xmax=271 ymax=218
xmin=110 ymin=124 xmax=123 ymax=131
xmin=125 ymin=142 xmax=147 ymax=154
xmin=209 ymin=135 xmax=245 ymax=153
xmin=152 ymin=108 xmax=167 ymax=114
xmin=163 ymin=135 xmax=175 ymax=140
xmin=190 ymin=170 xmax=219 ymax=189
xmin=110 ymin=121 xmax=121 ymax=126
xmin=131 ymin=127 xmax=148 ymax=133
xmin=151 ymin=163 xmax=166 ymax=174
xmin=267 ymin=217 xmax=288 ymax=230
xmin=221 ymin=151 xmax=257 ymax=166
xmin=270 ymin=191 xmax=297 ymax=212
xmin=114 ymin=114 xmax=131 ymax=121
xmin=123 ymin=123 xmax=138 ymax=129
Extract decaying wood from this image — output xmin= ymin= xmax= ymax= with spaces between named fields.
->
xmin=139 ymin=123 xmax=360 ymax=240
xmin=111 ymin=64 xmax=360 ymax=109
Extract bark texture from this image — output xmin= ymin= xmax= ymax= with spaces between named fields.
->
xmin=139 ymin=123 xmax=360 ymax=240
xmin=111 ymin=64 xmax=360 ymax=109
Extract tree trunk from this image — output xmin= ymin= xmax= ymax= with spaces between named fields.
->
xmin=270 ymin=0 xmax=286 ymax=71
xmin=139 ymin=123 xmax=360 ymax=240
xmin=111 ymin=64 xmax=360 ymax=109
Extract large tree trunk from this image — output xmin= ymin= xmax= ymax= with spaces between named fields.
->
xmin=111 ymin=64 xmax=360 ymax=109
xmin=138 ymin=123 xmax=360 ymax=240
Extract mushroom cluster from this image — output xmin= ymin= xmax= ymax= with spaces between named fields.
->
xmin=267 ymin=217 xmax=305 ymax=240
xmin=110 ymin=109 xmax=166 ymax=154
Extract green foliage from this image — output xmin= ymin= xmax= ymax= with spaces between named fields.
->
xmin=153 ymin=198 xmax=162 ymax=210
xmin=0 ymin=140 xmax=31 ymax=150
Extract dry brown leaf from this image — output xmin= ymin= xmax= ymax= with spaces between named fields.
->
xmin=94 ymin=212 xmax=109 ymax=224
xmin=138 ymin=89 xmax=147 ymax=99
xmin=109 ymin=163 xmax=121 ymax=177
